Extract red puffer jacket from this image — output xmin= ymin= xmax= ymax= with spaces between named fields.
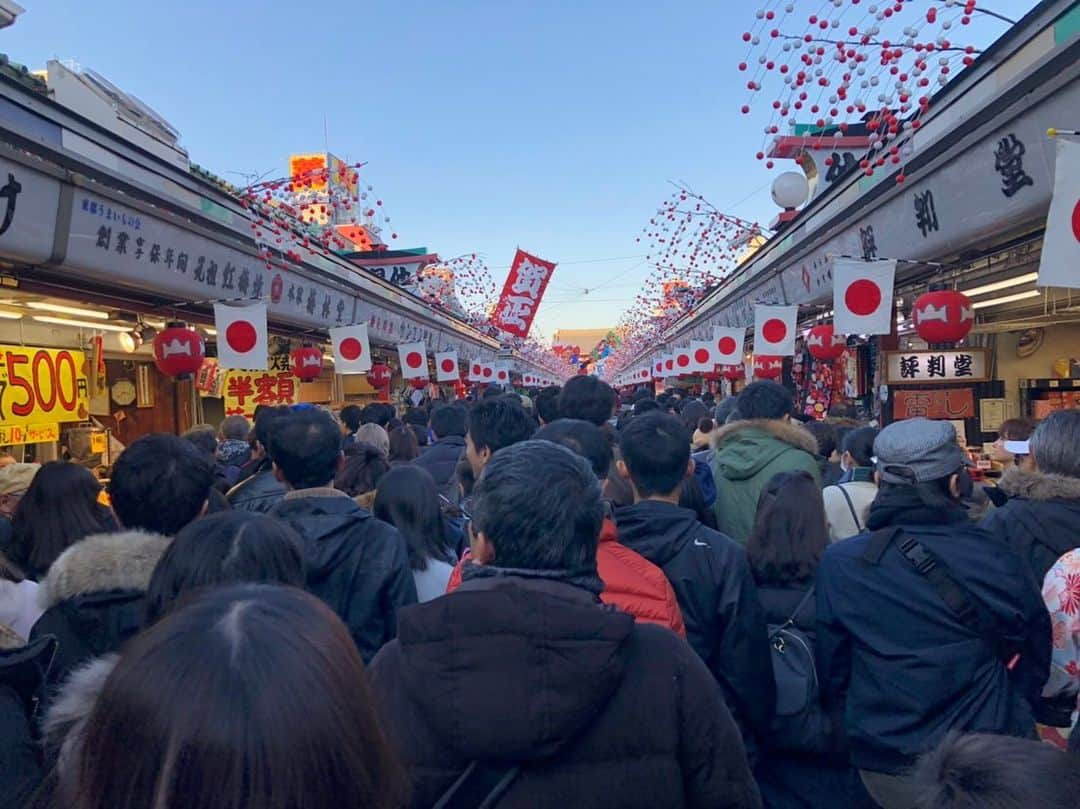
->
xmin=445 ymin=519 xmax=685 ymax=637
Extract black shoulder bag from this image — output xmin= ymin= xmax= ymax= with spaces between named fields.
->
xmin=433 ymin=762 xmax=521 ymax=809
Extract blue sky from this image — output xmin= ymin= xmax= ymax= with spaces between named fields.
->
xmin=4 ymin=0 xmax=1040 ymax=341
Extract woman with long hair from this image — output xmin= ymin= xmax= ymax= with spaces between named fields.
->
xmin=388 ymin=426 xmax=420 ymax=465
xmin=335 ymin=443 xmax=391 ymax=509
xmin=11 ymin=462 xmax=114 ymax=580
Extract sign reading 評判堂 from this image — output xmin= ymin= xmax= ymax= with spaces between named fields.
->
xmin=885 ymin=349 xmax=988 ymax=384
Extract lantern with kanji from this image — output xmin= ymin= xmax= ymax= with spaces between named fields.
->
xmin=366 ymin=363 xmax=392 ymax=389
xmin=753 ymin=355 xmax=783 ymax=379
xmin=806 ymin=324 xmax=847 ymax=361
xmin=913 ymin=289 xmax=974 ymax=345
xmin=409 ymin=377 xmax=428 ymax=391
xmin=289 ymin=345 xmax=323 ymax=382
xmin=152 ymin=322 xmax=204 ymax=380
xmin=721 ymin=364 xmax=746 ymax=381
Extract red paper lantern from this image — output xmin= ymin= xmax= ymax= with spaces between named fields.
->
xmin=366 ymin=363 xmax=391 ymax=388
xmin=721 ymin=364 xmax=745 ymax=381
xmin=912 ymin=289 xmax=974 ymax=344
xmin=289 ymin=346 xmax=323 ymax=381
xmin=409 ymin=377 xmax=428 ymax=391
xmin=152 ymin=322 xmax=204 ymax=380
xmin=753 ymin=355 xmax=783 ymax=379
xmin=806 ymin=324 xmax=846 ymax=361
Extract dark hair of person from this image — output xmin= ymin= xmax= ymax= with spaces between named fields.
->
xmin=680 ymin=474 xmax=718 ymax=530
xmin=679 ymin=400 xmax=709 ymax=432
xmin=270 ymin=410 xmax=342 ymax=490
xmin=219 ymin=415 xmax=251 ymax=442
xmin=698 ymin=417 xmax=714 ymax=434
xmin=373 ymin=466 xmax=454 ymax=572
xmin=534 ymin=386 xmax=562 ymax=425
xmin=182 ymin=425 xmax=218 ymax=457
xmin=254 ymin=405 xmax=292 ymax=457
xmin=144 ymin=512 xmax=305 ymax=626
xmin=466 ymin=397 xmax=535 ymax=455
xmin=0 ymin=550 xmax=24 ymax=584
xmin=737 ymin=381 xmax=794 ymax=421
xmin=11 ymin=461 xmax=113 ymax=578
xmin=110 ymin=435 xmax=214 ymax=536
xmin=70 ymin=585 xmax=407 ymax=809
xmin=997 ymin=418 xmax=1036 ymax=442
xmin=481 ymin=385 xmax=503 ymax=400
xmin=912 ymin=731 xmax=1080 ymax=809
xmin=827 ymin=402 xmax=857 ymax=420
xmin=633 ymin=399 xmax=660 ymax=415
xmin=842 ymin=427 xmax=878 ymax=468
xmin=335 ymin=443 xmax=390 ymax=497
xmin=403 ymin=407 xmax=428 ymax=428
xmin=747 ymin=471 xmax=828 ymax=585
xmin=429 ymin=403 xmax=467 ymax=439
xmin=715 ymin=396 xmax=741 ymax=424
xmin=360 ymin=403 xmax=393 ymax=428
xmin=557 ymin=376 xmax=617 ymax=427
xmin=339 ymin=404 xmax=363 ymax=433
xmin=388 ymin=426 xmax=420 ymax=464
xmin=535 ymin=419 xmax=613 ymax=481
xmin=802 ymin=420 xmax=838 ymax=459
xmin=471 ymin=440 xmax=602 ymax=572
xmin=455 ymin=454 xmax=476 ymax=499
xmin=619 ymin=412 xmax=691 ymax=498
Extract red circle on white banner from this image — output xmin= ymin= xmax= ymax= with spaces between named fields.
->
xmin=472 ymin=364 xmax=482 ymax=375
xmin=497 ymin=371 xmax=507 ymax=380
xmin=762 ymin=318 xmax=788 ymax=343
xmin=339 ymin=337 xmax=363 ymax=361
xmin=441 ymin=358 xmax=455 ymax=373
xmin=1072 ymin=199 xmax=1080 ymax=242
xmin=694 ymin=348 xmax=710 ymax=364
xmin=406 ymin=351 xmax=424 ymax=369
xmin=482 ymin=367 xmax=493 ymax=378
xmin=226 ymin=321 xmax=257 ymax=353
xmin=677 ymin=354 xmax=690 ymax=368
xmin=655 ymin=363 xmax=662 ymax=374
xmin=717 ymin=336 xmax=737 ymax=355
xmin=665 ymin=359 xmax=674 ymax=370
xmin=845 ymin=279 xmax=883 ymax=316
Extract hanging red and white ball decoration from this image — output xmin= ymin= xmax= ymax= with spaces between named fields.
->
xmin=152 ymin=322 xmax=204 ymax=379
xmin=367 ymin=363 xmax=392 ymax=389
xmin=806 ymin=324 xmax=847 ymax=361
xmin=753 ymin=355 xmax=784 ymax=379
xmin=289 ymin=345 xmax=323 ymax=382
xmin=912 ymin=289 xmax=974 ymax=344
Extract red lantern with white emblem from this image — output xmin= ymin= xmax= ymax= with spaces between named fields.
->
xmin=409 ymin=377 xmax=428 ymax=391
xmin=753 ymin=355 xmax=783 ymax=379
xmin=806 ymin=324 xmax=846 ymax=361
xmin=152 ymin=322 xmax=204 ymax=380
xmin=721 ymin=364 xmax=746 ymax=381
xmin=289 ymin=346 xmax=323 ymax=382
xmin=913 ymin=289 xmax=974 ymax=344
xmin=366 ymin=363 xmax=391 ymax=389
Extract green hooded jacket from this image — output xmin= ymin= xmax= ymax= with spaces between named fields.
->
xmin=710 ymin=418 xmax=821 ymax=544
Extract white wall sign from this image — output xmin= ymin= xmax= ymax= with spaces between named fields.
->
xmin=0 ymin=157 xmax=61 ymax=265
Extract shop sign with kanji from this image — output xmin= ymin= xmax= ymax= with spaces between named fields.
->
xmin=885 ymin=349 xmax=988 ymax=384
xmin=223 ymin=357 xmax=300 ymax=418
xmin=0 ymin=157 xmax=63 ymax=265
xmin=491 ymin=249 xmax=557 ymax=339
xmin=893 ymin=389 xmax=975 ymax=420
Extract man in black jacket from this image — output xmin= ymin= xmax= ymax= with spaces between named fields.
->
xmin=269 ymin=409 xmax=416 ymax=662
xmin=226 ymin=406 xmax=290 ymax=513
xmin=816 ymin=418 xmax=1051 ymax=809
xmin=413 ymin=403 xmax=467 ymax=498
xmin=614 ymin=412 xmax=775 ymax=753
xmin=369 ymin=440 xmax=761 ymax=809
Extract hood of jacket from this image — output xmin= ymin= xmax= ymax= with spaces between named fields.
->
xmin=614 ymin=501 xmax=703 ymax=567
xmin=997 ymin=468 xmax=1080 ymax=501
xmin=216 ymin=439 xmax=251 ymax=467
xmin=709 ymin=418 xmax=819 ymax=482
xmin=394 ymin=576 xmax=633 ymax=762
xmin=38 ymin=530 xmax=170 ymax=610
xmin=272 ymin=490 xmax=377 ymax=580
xmin=43 ymin=653 xmax=118 ymax=793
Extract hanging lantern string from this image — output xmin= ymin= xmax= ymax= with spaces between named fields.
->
xmin=159 ymin=294 xmax=272 ymax=310
xmin=771 ymin=32 xmax=981 ymax=54
xmin=826 ymin=253 xmax=947 ymax=268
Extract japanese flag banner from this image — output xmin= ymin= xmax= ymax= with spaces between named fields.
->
xmin=398 ymin=342 xmax=429 ymax=379
xmin=491 ymin=249 xmax=558 ymax=338
xmin=468 ymin=359 xmax=486 ymax=383
xmin=663 ymin=353 xmax=676 ymax=378
xmin=652 ymin=356 xmax=665 ymax=379
xmin=674 ymin=347 xmax=693 ymax=374
xmin=480 ymin=362 xmax=496 ymax=383
xmin=435 ymin=351 xmax=459 ymax=382
xmin=495 ymin=364 xmax=511 ymax=385
xmin=713 ymin=326 xmax=746 ymax=366
xmin=833 ymin=258 xmax=897 ymax=335
xmin=753 ymin=304 xmax=799 ymax=356
xmin=1038 ymin=138 xmax=1080 ymax=289
xmin=329 ymin=324 xmax=371 ymax=375
xmin=690 ymin=340 xmax=715 ymax=373
xmin=215 ymin=302 xmax=268 ymax=370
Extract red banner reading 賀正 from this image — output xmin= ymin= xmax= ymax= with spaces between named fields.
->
xmin=491 ymin=249 xmax=557 ymax=339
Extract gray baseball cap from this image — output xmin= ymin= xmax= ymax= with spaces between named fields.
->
xmin=873 ymin=418 xmax=968 ymax=485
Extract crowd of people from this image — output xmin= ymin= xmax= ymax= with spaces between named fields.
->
xmin=0 ymin=376 xmax=1078 ymax=808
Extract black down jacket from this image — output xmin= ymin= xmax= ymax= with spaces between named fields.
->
xmin=412 ymin=435 xmax=466 ymax=496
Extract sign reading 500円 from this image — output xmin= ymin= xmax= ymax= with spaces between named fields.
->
xmin=0 ymin=346 xmax=89 ymax=426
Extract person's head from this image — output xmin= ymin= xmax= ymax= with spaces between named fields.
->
xmin=253 ymin=405 xmax=292 ymax=461
xmin=736 ymin=380 xmax=794 ymax=421
xmin=110 ymin=435 xmax=213 ymax=536
xmin=912 ymin=731 xmax=1080 ymax=809
xmin=403 ymin=407 xmax=428 ymax=428
xmin=535 ymin=419 xmax=613 ymax=482
xmin=618 ymin=412 xmax=693 ymax=501
xmin=873 ymin=418 xmax=968 ymax=506
xmin=218 ymin=415 xmax=251 ymax=443
xmin=360 ymin=403 xmax=392 ymax=428
xmin=350 ymin=423 xmax=386 ymax=457
xmin=373 ymin=466 xmax=453 ymax=571
xmin=827 ymin=402 xmax=857 ymax=420
xmin=0 ymin=462 xmax=40 ymax=519
xmin=747 ymin=471 xmax=827 ymax=585
xmin=534 ymin=386 xmax=562 ymax=426
xmin=11 ymin=461 xmax=111 ymax=577
xmin=989 ymin=418 xmax=1035 ymax=464
xmin=69 ymin=585 xmax=407 ymax=809
xmin=557 ymin=376 xmax=617 ymax=426
xmin=465 ymin=397 xmax=535 ymax=477
xmin=271 ymin=410 xmax=344 ymax=490
xmin=679 ymin=400 xmax=709 ymax=433
xmin=429 ymin=403 xmax=467 ymax=440
xmin=841 ymin=426 xmax=878 ymax=470
xmin=633 ymin=398 xmax=660 ymax=416
xmin=339 ymin=404 xmax=363 ymax=434
xmin=387 ymin=426 xmax=419 ymax=463
xmin=1030 ymin=409 xmax=1080 ymax=477
xmin=144 ymin=512 xmax=305 ymax=626
xmin=335 ymin=444 xmax=390 ymax=498
xmin=182 ymin=425 xmax=218 ymax=458
xmin=803 ymin=420 xmax=839 ymax=461
xmin=481 ymin=385 xmax=502 ymax=400
xmin=469 ymin=440 xmax=602 ymax=572
xmin=715 ymin=396 xmax=742 ymax=425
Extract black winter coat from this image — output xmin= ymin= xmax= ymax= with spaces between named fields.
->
xmin=0 ymin=634 xmax=57 ymax=809
xmin=816 ymin=500 xmax=1051 ymax=774
xmin=271 ymin=491 xmax=417 ymax=663
xmin=757 ymin=581 xmax=817 ymax=640
xmin=226 ymin=466 xmax=287 ymax=514
xmin=615 ymin=501 xmax=775 ymax=745
xmin=412 ymin=435 xmax=466 ymax=495
xmin=369 ymin=576 xmax=762 ymax=809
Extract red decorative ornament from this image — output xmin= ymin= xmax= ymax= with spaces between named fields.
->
xmin=152 ymin=322 xmax=204 ymax=380
xmin=912 ymin=289 xmax=974 ymax=344
xmin=366 ymin=363 xmax=392 ymax=389
xmin=806 ymin=324 xmax=847 ymax=361
xmin=753 ymin=355 xmax=783 ymax=379
xmin=409 ymin=377 xmax=428 ymax=391
xmin=721 ymin=364 xmax=746 ymax=381
xmin=289 ymin=345 xmax=323 ymax=382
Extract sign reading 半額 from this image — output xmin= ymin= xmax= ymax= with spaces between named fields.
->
xmin=491 ymin=249 xmax=557 ymax=339
xmin=884 ymin=349 xmax=988 ymax=384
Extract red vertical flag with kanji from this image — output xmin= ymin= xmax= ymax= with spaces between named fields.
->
xmin=491 ymin=249 xmax=557 ymax=339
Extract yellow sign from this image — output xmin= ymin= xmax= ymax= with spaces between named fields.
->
xmin=90 ymin=432 xmax=108 ymax=454
xmin=223 ymin=369 xmax=300 ymax=418
xmin=0 ymin=345 xmax=89 ymax=428
xmin=0 ymin=422 xmax=60 ymax=445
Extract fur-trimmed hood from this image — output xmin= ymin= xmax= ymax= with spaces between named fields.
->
xmin=43 ymin=653 xmax=118 ymax=791
xmin=39 ymin=530 xmax=171 ymax=611
xmin=710 ymin=417 xmax=819 ymax=455
xmin=709 ymin=418 xmax=819 ymax=482
xmin=997 ymin=468 xmax=1080 ymax=502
